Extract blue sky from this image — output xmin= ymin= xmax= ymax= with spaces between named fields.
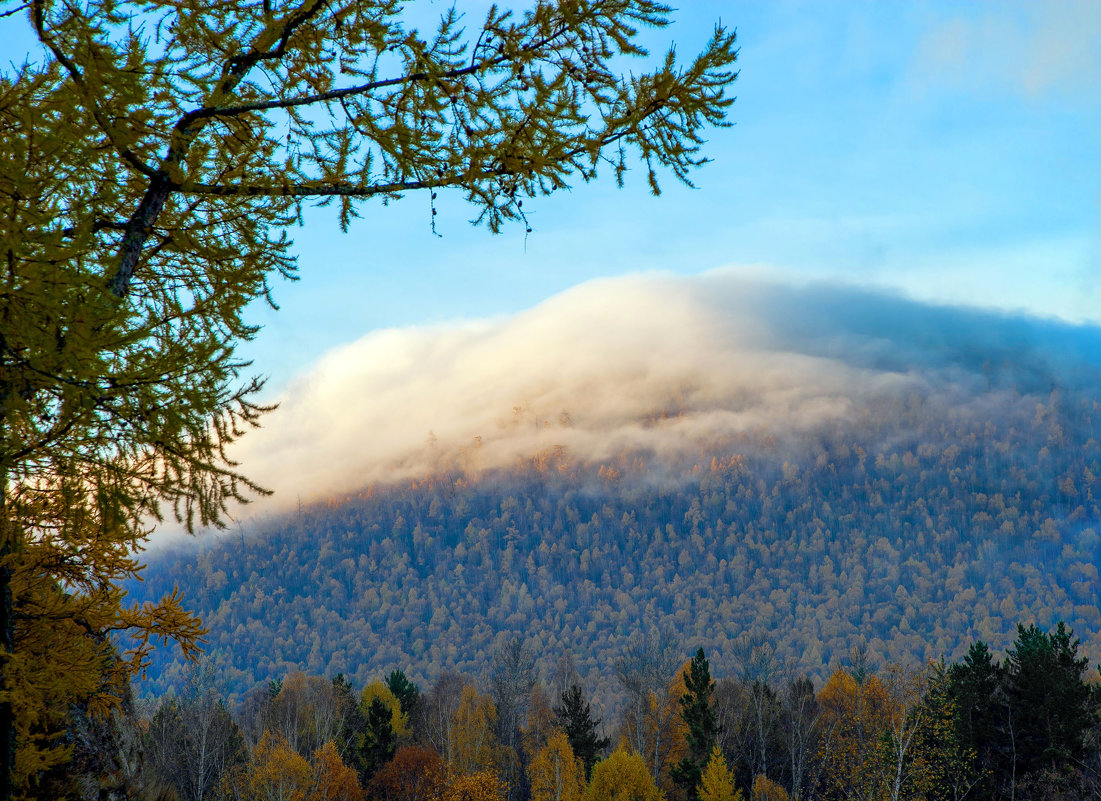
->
xmin=6 ymin=2 xmax=1100 ymax=392
xmin=236 ymin=1 xmax=1100 ymax=391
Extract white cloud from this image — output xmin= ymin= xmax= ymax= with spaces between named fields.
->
xmin=220 ymin=270 xmax=1101 ymax=524
xmin=910 ymin=1 xmax=1101 ymax=99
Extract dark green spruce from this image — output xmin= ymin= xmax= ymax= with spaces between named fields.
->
xmin=670 ymin=648 xmax=718 ymax=800
xmin=554 ymin=684 xmax=611 ymax=779
xmin=358 ymin=696 xmax=397 ymax=782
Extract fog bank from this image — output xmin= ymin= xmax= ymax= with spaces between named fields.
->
xmin=228 ymin=271 xmax=1101 ymax=518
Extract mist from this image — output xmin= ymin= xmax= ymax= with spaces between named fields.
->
xmin=227 ymin=270 xmax=1101 ymax=519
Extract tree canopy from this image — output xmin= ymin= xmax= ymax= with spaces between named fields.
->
xmin=0 ymin=0 xmax=738 ymax=794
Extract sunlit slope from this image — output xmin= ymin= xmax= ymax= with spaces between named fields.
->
xmin=130 ymin=276 xmax=1101 ymax=696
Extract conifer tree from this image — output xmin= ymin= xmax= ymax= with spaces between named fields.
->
xmin=386 ymin=671 xmax=422 ymax=729
xmin=671 ymin=648 xmax=718 ymax=800
xmin=554 ymin=684 xmax=611 ymax=779
xmin=697 ymin=747 xmax=741 ymax=801
xmin=359 ymin=697 xmax=397 ymax=782
xmin=0 ymin=2 xmax=738 ymax=794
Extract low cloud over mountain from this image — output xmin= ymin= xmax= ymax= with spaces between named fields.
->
xmin=232 ymin=271 xmax=1101 ymax=517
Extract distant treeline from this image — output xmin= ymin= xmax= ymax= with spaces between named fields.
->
xmin=50 ymin=621 xmax=1101 ymax=800
xmin=131 ymin=387 xmax=1101 ymax=700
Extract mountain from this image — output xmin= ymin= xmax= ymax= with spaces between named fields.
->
xmin=126 ymin=275 xmax=1101 ymax=702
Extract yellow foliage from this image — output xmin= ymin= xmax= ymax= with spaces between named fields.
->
xmin=440 ymin=770 xmax=508 ymax=801
xmin=816 ymin=668 xmax=892 ymax=801
xmin=0 ymin=0 xmax=736 ymax=792
xmin=310 ymin=740 xmax=364 ymax=801
xmin=586 ymin=750 xmax=664 ymax=801
xmin=249 ymin=730 xmax=313 ymax=801
xmin=749 ymin=775 xmax=787 ymax=801
xmin=529 ymin=732 xmax=586 ymax=801
xmin=362 ymin=681 xmax=410 ymax=738
xmin=697 ymin=747 xmax=742 ymax=801
xmin=452 ymin=686 xmax=500 ymax=775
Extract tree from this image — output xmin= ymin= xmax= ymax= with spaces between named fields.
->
xmin=144 ymin=659 xmax=248 ymax=801
xmin=309 ymin=740 xmax=364 ymax=801
xmin=357 ymin=697 xmax=397 ymax=782
xmin=0 ymin=0 xmax=738 ymax=794
xmin=616 ymin=631 xmax=683 ymax=782
xmin=555 ymin=685 xmax=611 ymax=779
xmin=670 ymin=649 xmax=717 ymax=801
xmin=240 ymin=730 xmax=313 ymax=801
xmin=452 ymin=685 xmax=501 ymax=776
xmin=1003 ymin=622 xmax=1098 ymax=787
xmin=385 ymin=672 xmax=422 ymax=734
xmin=881 ymin=663 xmax=926 ymax=801
xmin=816 ymin=667 xmax=890 ymax=801
xmin=440 ymin=770 xmax=508 ymax=801
xmin=697 ymin=747 xmax=741 ymax=801
xmin=490 ymin=637 xmax=537 ymax=801
xmin=529 ymin=732 xmax=586 ymax=801
xmin=586 ymin=750 xmax=663 ymax=801
xmin=368 ymin=746 xmax=447 ymax=801
xmin=778 ymin=677 xmax=819 ymax=801
xmin=913 ymin=661 xmax=980 ymax=801
xmin=748 ymin=776 xmax=787 ymax=801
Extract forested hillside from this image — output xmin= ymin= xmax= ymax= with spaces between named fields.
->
xmin=130 ymin=375 xmax=1101 ymax=703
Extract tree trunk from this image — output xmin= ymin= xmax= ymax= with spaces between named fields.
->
xmin=1 ymin=431 xmax=14 ymax=801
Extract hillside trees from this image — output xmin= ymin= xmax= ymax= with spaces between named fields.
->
xmin=0 ymin=0 xmax=739 ymax=794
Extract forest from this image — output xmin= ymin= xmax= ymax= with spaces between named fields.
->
xmin=130 ymin=379 xmax=1101 ymax=704
xmin=45 ymin=622 xmax=1101 ymax=801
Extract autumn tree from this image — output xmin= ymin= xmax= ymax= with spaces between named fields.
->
xmin=555 ymin=685 xmax=611 ymax=779
xmin=368 ymin=746 xmax=447 ymax=801
xmin=697 ymin=747 xmax=741 ymax=801
xmin=440 ymin=770 xmax=509 ymax=801
xmin=529 ymin=732 xmax=586 ymax=801
xmin=586 ymin=750 xmax=663 ymax=801
xmin=236 ymin=730 xmax=313 ymax=801
xmin=815 ymin=667 xmax=890 ymax=801
xmin=748 ymin=776 xmax=787 ymax=801
xmin=616 ymin=631 xmax=683 ymax=782
xmin=452 ymin=685 xmax=501 ymax=776
xmin=310 ymin=741 xmax=364 ymax=801
xmin=0 ymin=0 xmax=738 ymax=795
xmin=670 ymin=649 xmax=717 ymax=801
xmin=524 ymin=684 xmax=560 ymax=758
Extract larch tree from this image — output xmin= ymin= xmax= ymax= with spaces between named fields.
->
xmin=0 ymin=0 xmax=738 ymax=795
xmin=697 ymin=747 xmax=741 ymax=801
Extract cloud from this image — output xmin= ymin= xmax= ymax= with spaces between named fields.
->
xmin=222 ymin=270 xmax=1101 ymax=522
xmin=910 ymin=1 xmax=1101 ymax=99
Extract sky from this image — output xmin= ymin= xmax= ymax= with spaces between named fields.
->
xmin=5 ymin=1 xmax=1101 ymax=525
xmin=225 ymin=0 xmax=1101 ymax=392
xmin=4 ymin=2 xmax=1098 ymax=391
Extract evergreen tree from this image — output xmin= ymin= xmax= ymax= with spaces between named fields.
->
xmin=359 ymin=696 xmax=398 ymax=782
xmin=1004 ymin=622 xmax=1098 ymax=777
xmin=387 ymin=670 xmax=423 ymax=727
xmin=554 ymin=684 xmax=611 ymax=779
xmin=671 ymin=648 xmax=718 ymax=800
